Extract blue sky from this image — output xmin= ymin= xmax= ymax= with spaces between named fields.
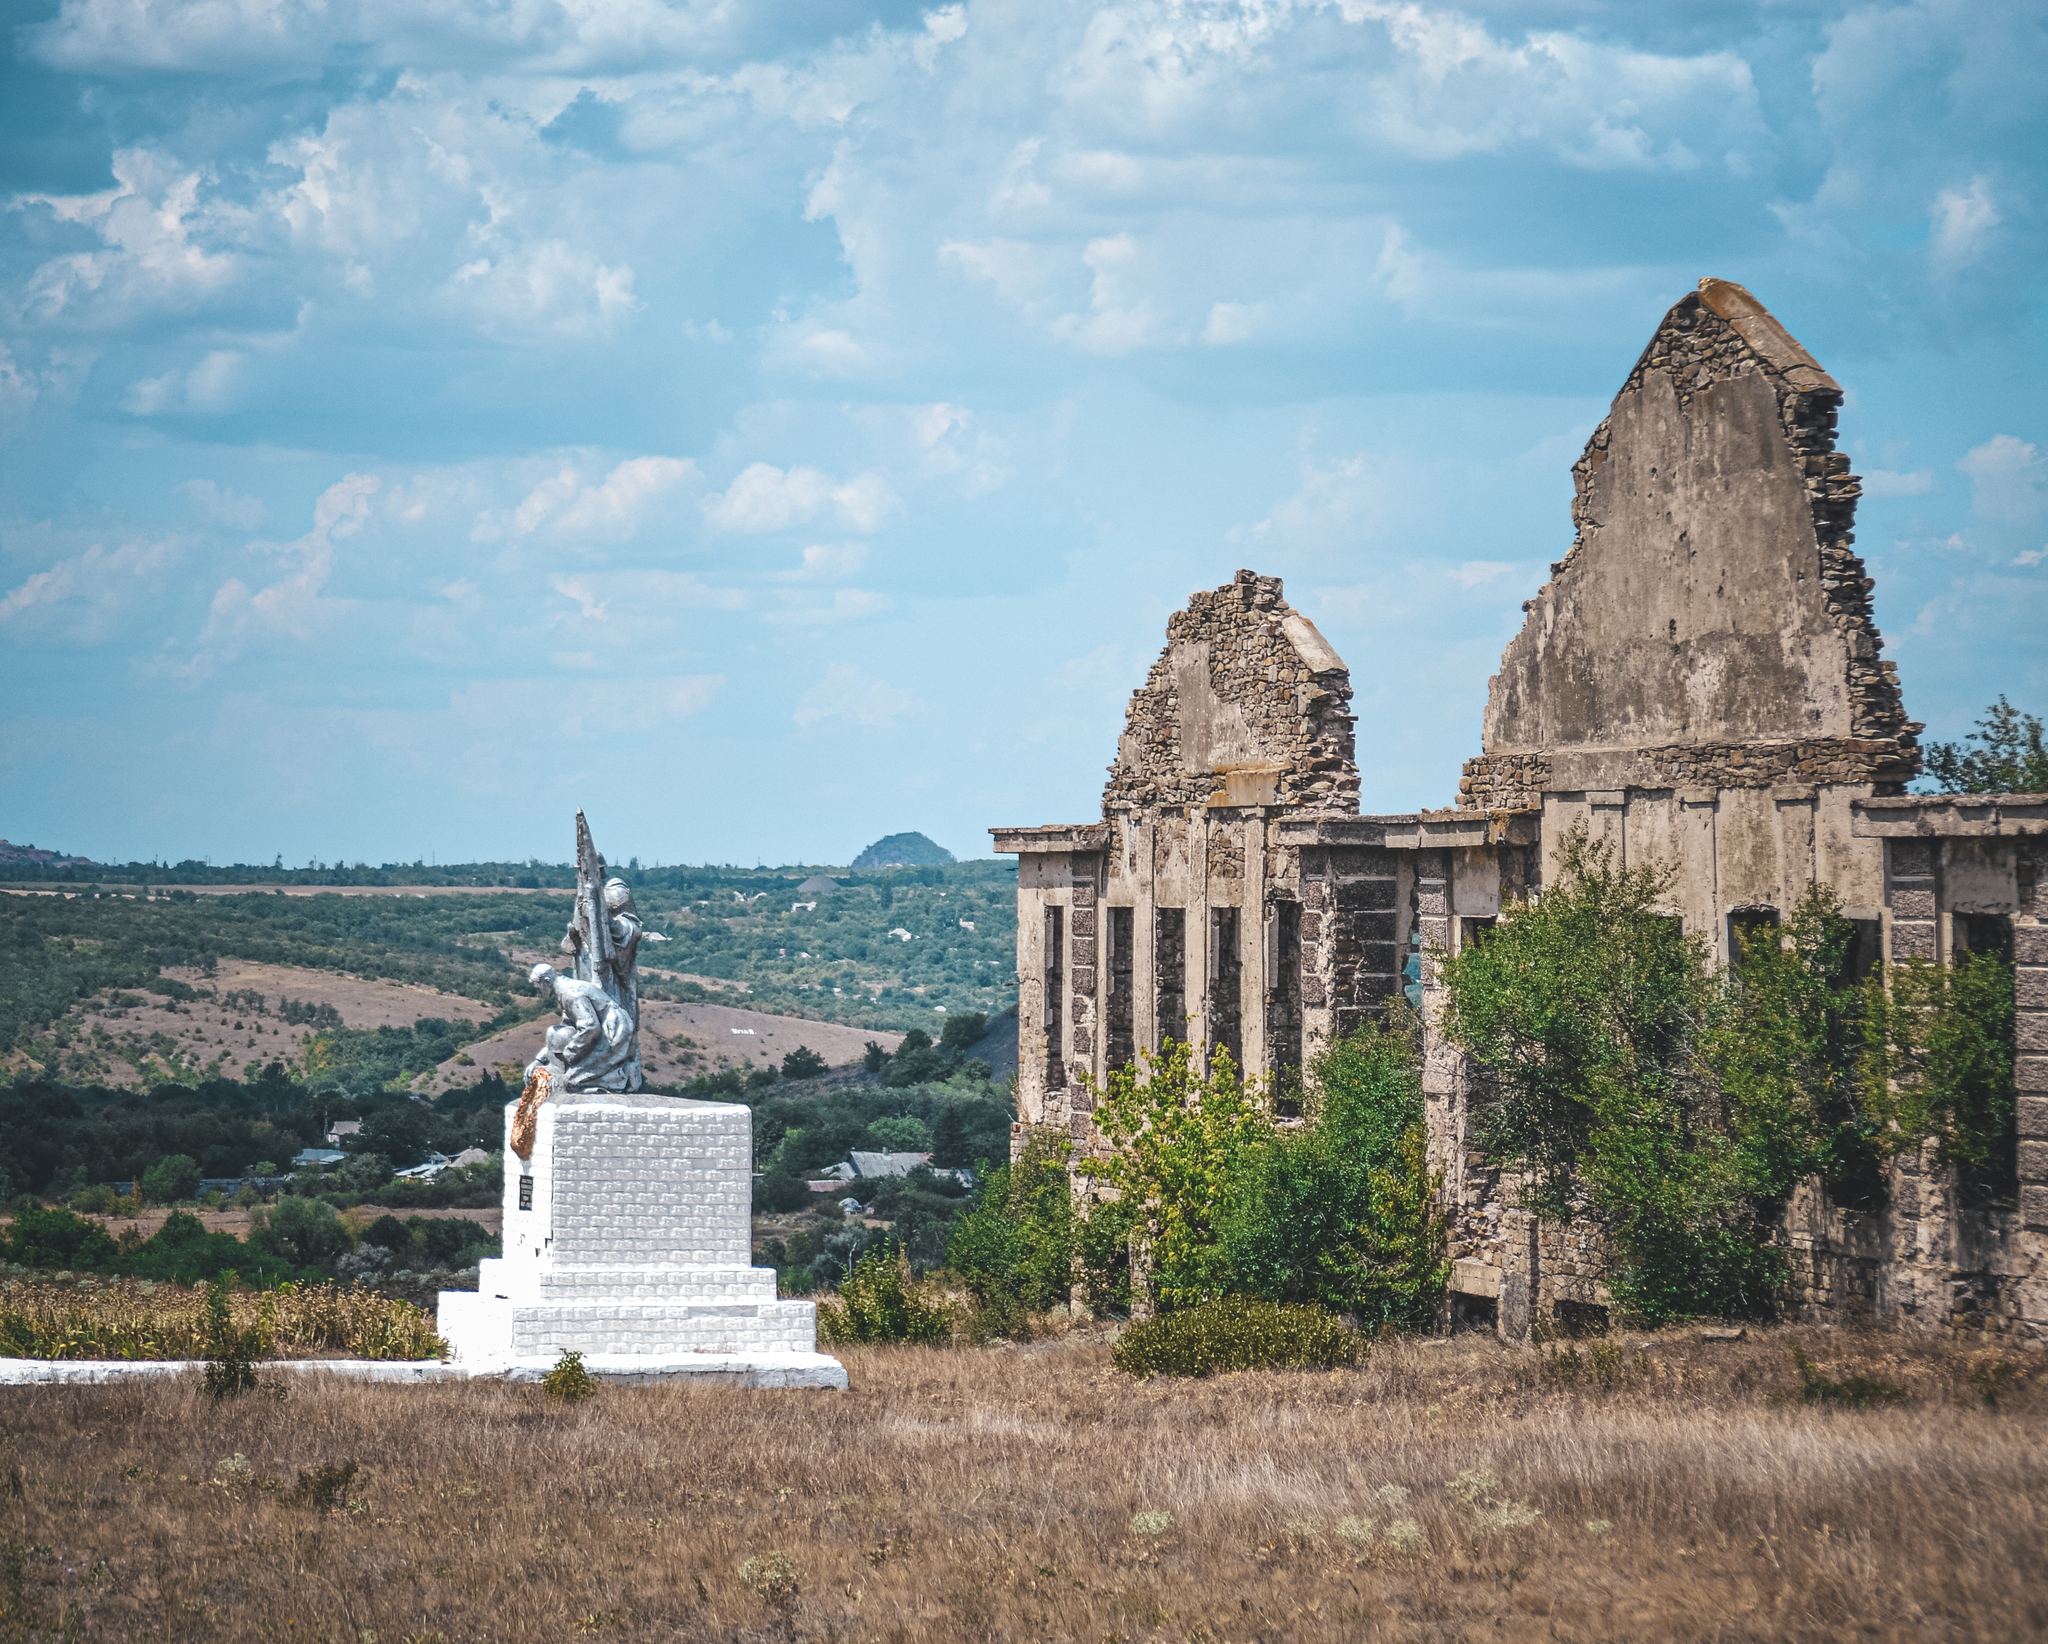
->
xmin=1 ymin=0 xmax=2043 ymax=869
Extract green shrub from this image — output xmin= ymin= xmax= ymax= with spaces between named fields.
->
xmin=946 ymin=1131 xmax=1073 ymax=1335
xmin=542 ymin=1348 xmax=597 ymax=1402
xmin=289 ymin=1460 xmax=358 ymax=1510
xmin=141 ymin=1153 xmax=202 ymax=1206
xmin=200 ymin=1277 xmax=264 ymax=1400
xmin=1112 ymin=1297 xmax=1359 ymax=1379
xmin=249 ymin=1195 xmax=352 ymax=1269
xmin=753 ymin=1170 xmax=813 ymax=1214
xmin=816 ymin=1247 xmax=950 ymax=1345
xmin=1215 ymin=1014 xmax=1449 ymax=1332
xmin=0 ymin=1205 xmax=118 ymax=1270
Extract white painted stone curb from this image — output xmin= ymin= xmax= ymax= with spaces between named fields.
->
xmin=0 ymin=1353 xmax=848 ymax=1388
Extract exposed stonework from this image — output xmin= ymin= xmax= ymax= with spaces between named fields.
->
xmin=1103 ymin=570 xmax=1359 ymax=814
xmin=1472 ymin=278 xmax=1921 ymax=805
xmin=1000 ymin=279 xmax=2044 ymax=1347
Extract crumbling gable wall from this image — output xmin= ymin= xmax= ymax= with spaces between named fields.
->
xmin=1461 ymin=279 xmax=1920 ymax=810
xmin=1104 ymin=570 xmax=1360 ymax=814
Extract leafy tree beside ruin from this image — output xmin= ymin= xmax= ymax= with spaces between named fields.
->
xmin=1923 ymin=696 xmax=2048 ymax=795
xmin=1440 ymin=824 xmax=2019 ymax=1323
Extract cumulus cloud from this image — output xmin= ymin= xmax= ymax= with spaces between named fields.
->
xmin=1958 ymin=435 xmax=2045 ymax=522
xmin=13 ymin=148 xmax=242 ymax=326
xmin=178 ymin=479 xmax=267 ymax=529
xmin=0 ymin=536 xmax=180 ymax=642
xmin=1930 ymin=176 xmax=2001 ymax=272
xmin=793 ymin=663 xmax=914 ymax=728
xmin=765 ymin=588 xmax=890 ymax=625
xmin=1335 ymin=1 xmax=1765 ymax=170
xmin=1240 ymin=454 xmax=1390 ymax=552
xmin=702 ymin=463 xmax=898 ymax=533
xmin=776 ymin=544 xmax=869 ymax=581
xmin=479 ymin=455 xmax=698 ymax=543
xmin=190 ymin=471 xmax=379 ymax=671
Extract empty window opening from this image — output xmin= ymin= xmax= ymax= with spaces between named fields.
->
xmin=1266 ymin=901 xmax=1303 ymax=1105
xmin=1105 ymin=905 xmax=1135 ymax=1071
xmin=1450 ymin=1293 xmax=1498 ymax=1335
xmin=1843 ymin=918 xmax=1883 ymax=984
xmin=1955 ymin=913 xmax=2014 ymax=965
xmin=1154 ymin=907 xmax=1187 ymax=1050
xmin=1043 ymin=904 xmax=1065 ymax=1087
xmin=1460 ymin=916 xmax=1497 ymax=951
xmin=1728 ymin=907 xmax=1780 ymax=968
xmin=1552 ymin=1299 xmax=1610 ymax=1339
xmin=1208 ymin=906 xmax=1243 ymax=1069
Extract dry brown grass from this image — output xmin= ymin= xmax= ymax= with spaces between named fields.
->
xmin=1 ymin=1323 xmax=2041 ymax=1642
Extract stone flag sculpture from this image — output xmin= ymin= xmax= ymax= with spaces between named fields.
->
xmin=441 ymin=809 xmax=846 ymax=1387
xmin=511 ymin=811 xmax=645 ymax=1158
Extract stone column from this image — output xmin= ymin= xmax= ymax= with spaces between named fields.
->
xmin=1243 ymin=812 xmax=1269 ymax=1079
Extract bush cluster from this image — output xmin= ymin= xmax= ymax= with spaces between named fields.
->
xmin=1111 ymin=1297 xmax=1360 ymax=1379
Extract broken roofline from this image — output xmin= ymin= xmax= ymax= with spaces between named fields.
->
xmin=990 ymin=811 xmax=1541 ymax=852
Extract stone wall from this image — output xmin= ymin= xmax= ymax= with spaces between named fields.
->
xmin=1103 ymin=570 xmax=1359 ymax=814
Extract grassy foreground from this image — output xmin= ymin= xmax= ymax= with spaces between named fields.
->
xmin=0 ymin=1324 xmax=2041 ymax=1642
xmin=0 ymin=1278 xmax=444 ymax=1361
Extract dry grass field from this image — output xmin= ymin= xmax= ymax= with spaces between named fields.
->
xmin=1 ymin=1323 xmax=2041 ymax=1642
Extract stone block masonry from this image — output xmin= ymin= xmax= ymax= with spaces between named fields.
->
xmin=437 ymin=1091 xmax=845 ymax=1386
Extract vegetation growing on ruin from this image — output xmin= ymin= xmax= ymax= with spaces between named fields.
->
xmin=1215 ymin=1014 xmax=1450 ymax=1333
xmin=1441 ymin=824 xmax=2021 ymax=1323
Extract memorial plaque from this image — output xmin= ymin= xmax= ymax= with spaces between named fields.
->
xmin=518 ymin=1174 xmax=534 ymax=1211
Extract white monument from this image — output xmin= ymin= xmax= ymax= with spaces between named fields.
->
xmin=436 ymin=813 xmax=845 ymax=1388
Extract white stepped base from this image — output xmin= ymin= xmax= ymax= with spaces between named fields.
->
xmin=438 ymin=1288 xmax=821 ymax=1362
xmin=0 ymin=1353 xmax=846 ymax=1389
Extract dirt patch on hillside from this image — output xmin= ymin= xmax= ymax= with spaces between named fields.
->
xmin=15 ymin=960 xmax=497 ymax=1090
xmin=3 ymin=1205 xmax=501 ymax=1241
xmin=431 ymin=999 xmax=903 ymax=1093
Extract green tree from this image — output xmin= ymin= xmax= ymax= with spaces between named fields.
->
xmin=1440 ymin=824 xmax=1787 ymax=1321
xmin=1860 ymin=951 xmax=2017 ymax=1192
xmin=1702 ymin=886 xmax=1883 ymax=1209
xmin=928 ymin=1104 xmax=971 ymax=1168
xmin=1078 ymin=1039 xmax=1272 ymax=1309
xmin=1214 ymin=1015 xmax=1449 ymax=1331
xmin=863 ymin=1115 xmax=932 ymax=1152
xmin=250 ymin=1195 xmax=352 ymax=1268
xmin=941 ymin=1012 xmax=988 ymax=1050
xmin=1924 ymin=696 xmax=2048 ymax=794
xmin=947 ymin=1131 xmax=1074 ymax=1332
xmin=781 ymin=1046 xmax=828 ymax=1080
xmin=141 ymin=1153 xmax=202 ymax=1205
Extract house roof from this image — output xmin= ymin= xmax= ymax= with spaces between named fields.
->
xmin=848 ymin=1150 xmax=932 ymax=1179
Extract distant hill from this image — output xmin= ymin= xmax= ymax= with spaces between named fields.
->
xmin=851 ymin=832 xmax=955 ymax=869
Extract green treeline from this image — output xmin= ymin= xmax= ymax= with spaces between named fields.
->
xmin=1440 ymin=825 xmax=2018 ymax=1323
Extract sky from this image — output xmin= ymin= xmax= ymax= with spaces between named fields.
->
xmin=0 ymin=0 xmax=2043 ymax=870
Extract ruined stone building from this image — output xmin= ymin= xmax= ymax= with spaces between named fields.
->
xmin=992 ymin=279 xmax=2047 ymax=1344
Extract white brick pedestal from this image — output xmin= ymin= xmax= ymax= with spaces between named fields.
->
xmin=437 ymin=1092 xmax=845 ymax=1388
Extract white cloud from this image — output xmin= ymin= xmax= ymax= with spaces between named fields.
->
xmin=0 ymin=536 xmax=180 ymax=642
xmin=178 ymin=479 xmax=267 ymax=529
xmin=1336 ymin=2 xmax=1763 ymax=171
xmin=191 ymin=471 xmax=379 ymax=671
xmin=1051 ymin=233 xmax=1164 ymax=355
xmin=702 ymin=463 xmax=898 ymax=533
xmin=478 ymin=455 xmax=698 ymax=543
xmin=446 ymin=241 xmax=640 ymax=339
xmin=776 ymin=544 xmax=869 ymax=582
xmin=13 ymin=148 xmax=241 ymax=324
xmin=2012 ymin=548 xmax=2046 ymax=568
xmin=1201 ymin=301 xmax=1266 ymax=345
xmin=913 ymin=5 xmax=968 ymax=72
xmin=1958 ymin=435 xmax=2045 ymax=522
xmin=1863 ymin=469 xmax=1936 ymax=498
xmin=1240 ymin=454 xmax=1390 ymax=551
xmin=793 ymin=662 xmax=914 ymax=728
xmin=125 ymin=350 xmax=249 ymax=416
xmin=1930 ymin=176 xmax=2000 ymax=272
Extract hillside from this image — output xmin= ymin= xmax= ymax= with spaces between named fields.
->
xmin=1 ymin=859 xmax=1018 ymax=1086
